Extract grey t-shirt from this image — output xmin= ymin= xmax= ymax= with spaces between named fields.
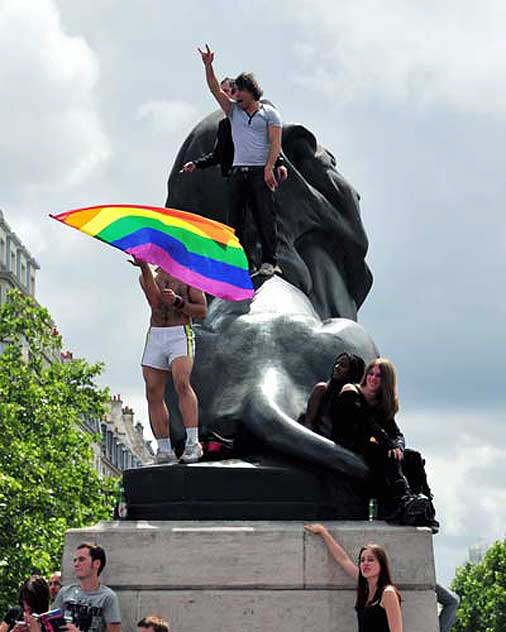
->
xmin=54 ymin=584 xmax=121 ymax=632
xmin=228 ymin=102 xmax=282 ymax=166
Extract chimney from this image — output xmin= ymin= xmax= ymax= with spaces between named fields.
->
xmin=122 ymin=406 xmax=134 ymax=427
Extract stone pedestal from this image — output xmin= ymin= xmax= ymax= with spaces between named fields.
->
xmin=62 ymin=521 xmax=439 ymax=632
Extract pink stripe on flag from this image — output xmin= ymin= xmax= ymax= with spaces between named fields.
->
xmin=129 ymin=244 xmax=254 ymax=301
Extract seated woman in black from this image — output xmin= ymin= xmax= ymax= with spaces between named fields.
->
xmin=303 ymin=352 xmax=365 ymax=439
xmin=333 ymin=357 xmax=413 ymax=519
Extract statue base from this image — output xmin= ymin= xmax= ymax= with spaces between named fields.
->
xmin=61 ymin=521 xmax=438 ymax=632
xmin=124 ymin=456 xmax=369 ymax=520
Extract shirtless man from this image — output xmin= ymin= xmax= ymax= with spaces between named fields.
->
xmin=131 ymin=257 xmax=207 ymax=464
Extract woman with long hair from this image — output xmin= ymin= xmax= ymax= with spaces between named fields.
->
xmin=334 ymin=357 xmax=415 ymax=519
xmin=303 ymin=352 xmax=366 ymax=438
xmin=332 ymin=358 xmax=432 ymax=531
xmin=305 ymin=524 xmax=402 ymax=632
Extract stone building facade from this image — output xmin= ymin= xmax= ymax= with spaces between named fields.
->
xmin=61 ymin=351 xmax=153 ymax=476
xmin=97 ymin=394 xmax=154 ymax=476
xmin=0 ymin=209 xmax=39 ymax=305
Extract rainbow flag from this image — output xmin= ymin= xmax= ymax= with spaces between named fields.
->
xmin=50 ymin=204 xmax=254 ymax=301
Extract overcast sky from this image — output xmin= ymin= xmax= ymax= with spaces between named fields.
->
xmin=1 ymin=0 xmax=505 ymax=586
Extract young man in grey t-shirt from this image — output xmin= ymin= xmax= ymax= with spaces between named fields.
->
xmin=198 ymin=44 xmax=283 ymax=277
xmin=55 ymin=543 xmax=120 ymax=632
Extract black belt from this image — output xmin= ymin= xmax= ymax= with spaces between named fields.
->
xmin=231 ymin=165 xmax=265 ymax=174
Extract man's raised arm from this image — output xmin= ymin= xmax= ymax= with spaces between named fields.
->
xmin=198 ymin=44 xmax=232 ymax=114
xmin=129 ymin=257 xmax=160 ymax=308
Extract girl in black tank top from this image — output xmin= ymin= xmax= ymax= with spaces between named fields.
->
xmin=304 ymin=524 xmax=403 ymax=632
xmin=357 ymin=600 xmax=391 ymax=632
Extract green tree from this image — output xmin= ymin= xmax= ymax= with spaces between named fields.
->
xmin=452 ymin=538 xmax=506 ymax=632
xmin=0 ymin=290 xmax=117 ymax=613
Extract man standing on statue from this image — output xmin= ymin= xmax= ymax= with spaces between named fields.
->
xmin=198 ymin=44 xmax=283 ymax=277
xmin=131 ymin=257 xmax=207 ymax=464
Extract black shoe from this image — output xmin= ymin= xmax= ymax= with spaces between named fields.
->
xmin=400 ymin=494 xmax=437 ymax=528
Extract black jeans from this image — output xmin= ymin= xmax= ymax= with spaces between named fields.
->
xmin=228 ymin=167 xmax=278 ymax=265
xmin=363 ymin=443 xmax=411 ymax=502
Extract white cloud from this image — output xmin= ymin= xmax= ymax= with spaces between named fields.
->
xmin=403 ymin=408 xmax=506 ymax=541
xmin=136 ymin=100 xmax=199 ymax=136
xmin=287 ymin=0 xmax=506 ymax=115
xmin=429 ymin=436 xmax=505 ymax=535
xmin=0 ymin=0 xmax=111 ymax=192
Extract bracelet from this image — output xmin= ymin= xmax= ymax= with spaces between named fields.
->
xmin=173 ymin=295 xmax=186 ymax=310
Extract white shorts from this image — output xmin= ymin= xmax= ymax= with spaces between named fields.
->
xmin=141 ymin=325 xmax=195 ymax=371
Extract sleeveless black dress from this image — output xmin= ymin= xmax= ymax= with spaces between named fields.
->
xmin=356 ymin=601 xmax=390 ymax=632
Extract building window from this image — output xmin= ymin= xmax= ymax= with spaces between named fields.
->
xmin=10 ymin=251 xmax=15 ymax=272
xmin=21 ymin=263 xmax=26 ymax=285
xmin=106 ymin=430 xmax=113 ymax=459
xmin=101 ymin=423 xmax=107 ymax=454
xmin=0 ymin=239 xmax=5 ymax=265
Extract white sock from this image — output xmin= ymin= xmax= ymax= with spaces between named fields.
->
xmin=158 ymin=438 xmax=172 ymax=452
xmin=186 ymin=427 xmax=199 ymax=445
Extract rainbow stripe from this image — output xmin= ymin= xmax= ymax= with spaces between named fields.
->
xmin=50 ymin=204 xmax=254 ymax=301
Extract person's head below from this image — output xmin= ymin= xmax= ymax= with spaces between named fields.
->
xmin=19 ymin=575 xmax=50 ymax=615
xmin=73 ymin=542 xmax=106 ymax=581
xmin=137 ymin=615 xmax=170 ymax=632
xmin=356 ymin=544 xmax=400 ymax=609
xmin=48 ymin=571 xmax=62 ymax=600
xmin=331 ymin=352 xmax=365 ymax=385
xmin=361 ymin=357 xmax=399 ymax=419
xmin=233 ymin=72 xmax=263 ymax=109
xmin=220 ymin=77 xmax=236 ymax=98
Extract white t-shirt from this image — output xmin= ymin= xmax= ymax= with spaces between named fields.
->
xmin=228 ymin=102 xmax=282 ymax=166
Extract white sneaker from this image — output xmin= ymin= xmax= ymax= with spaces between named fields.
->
xmin=180 ymin=442 xmax=203 ymax=463
xmin=155 ymin=449 xmax=178 ymax=465
xmin=257 ymin=262 xmax=275 ymax=276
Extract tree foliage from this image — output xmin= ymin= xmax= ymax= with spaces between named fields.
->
xmin=452 ymin=538 xmax=506 ymax=632
xmin=0 ymin=290 xmax=117 ymax=613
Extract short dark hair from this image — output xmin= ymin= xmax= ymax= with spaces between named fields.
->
xmin=138 ymin=615 xmax=170 ymax=632
xmin=234 ymin=72 xmax=263 ymax=100
xmin=77 ymin=542 xmax=106 ymax=575
xmin=220 ymin=76 xmax=234 ymax=86
xmin=19 ymin=575 xmax=50 ymax=614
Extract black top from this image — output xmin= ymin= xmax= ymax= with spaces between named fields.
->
xmin=357 ymin=601 xmax=390 ymax=632
xmin=332 ymin=387 xmax=405 ymax=454
xmin=194 ymin=117 xmax=285 ymax=177
xmin=312 ymin=393 xmax=333 ymax=439
xmin=2 ymin=606 xmax=22 ymax=632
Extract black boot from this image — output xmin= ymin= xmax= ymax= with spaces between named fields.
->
xmin=384 ymin=477 xmax=413 ymax=523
